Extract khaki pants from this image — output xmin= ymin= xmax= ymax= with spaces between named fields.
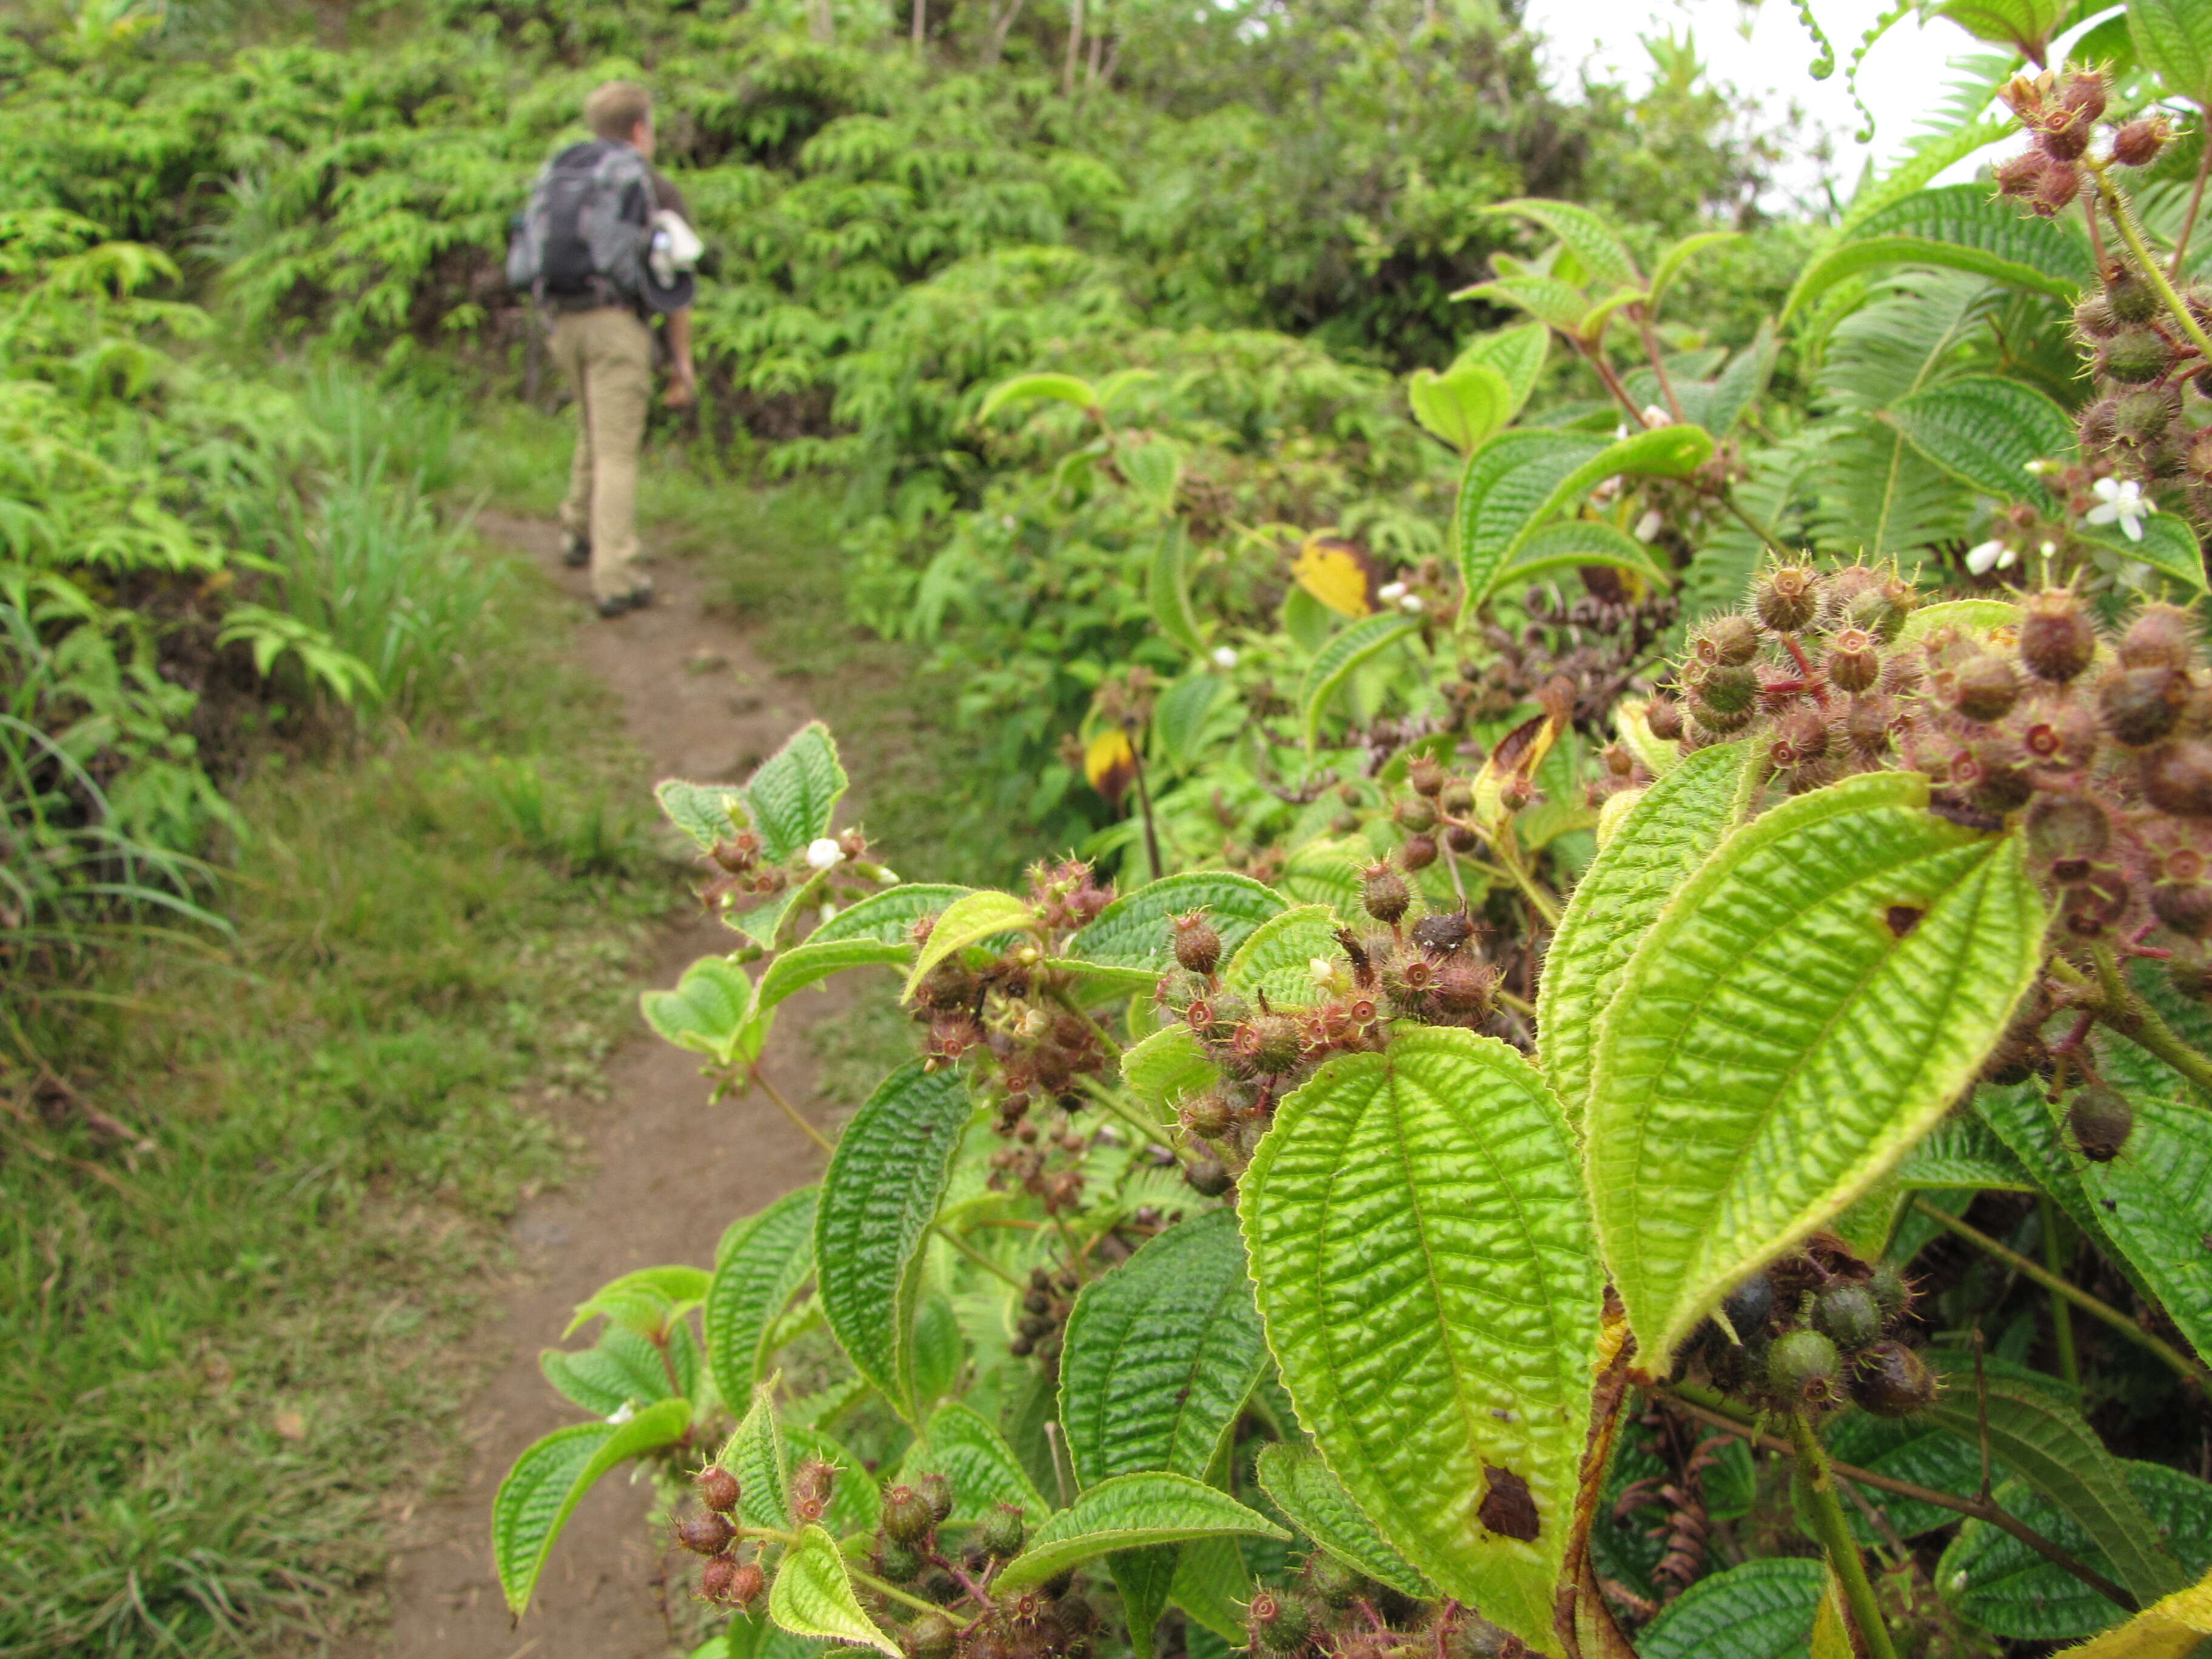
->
xmin=550 ymin=307 xmax=653 ymax=602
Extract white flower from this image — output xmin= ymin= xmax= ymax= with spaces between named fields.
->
xmin=1211 ymin=645 xmax=1239 ymax=670
xmin=1377 ymin=580 xmax=1407 ymax=602
xmin=1633 ymin=509 xmax=1664 ymax=543
xmin=1641 ymin=404 xmax=1672 ymax=429
xmin=1308 ymin=956 xmax=1337 ymax=986
xmin=2086 ymin=476 xmax=2153 ymax=542
xmin=876 ymin=866 xmax=899 ymax=885
xmin=1399 ymin=592 xmax=1426 ymax=613
xmin=1965 ymin=539 xmax=2016 ymax=575
xmin=2040 ymin=540 xmax=2057 ymax=560
xmin=2023 ymin=458 xmax=2056 ymax=477
xmin=606 ymin=1401 xmax=636 ymax=1425
xmin=805 ymin=837 xmax=844 ymax=871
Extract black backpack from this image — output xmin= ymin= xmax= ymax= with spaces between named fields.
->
xmin=506 ymin=140 xmax=652 ymax=302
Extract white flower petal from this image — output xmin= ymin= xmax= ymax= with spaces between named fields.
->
xmin=1633 ymin=509 xmax=1664 ymax=543
xmin=1377 ymin=581 xmax=1407 ymax=601
xmin=805 ymin=837 xmax=844 ymax=871
xmin=2123 ymin=515 xmax=2147 ymax=542
xmin=2093 ymin=477 xmax=2123 ymax=504
xmin=1211 ymin=645 xmax=1239 ymax=670
xmin=1400 ymin=593 xmax=1426 ymax=612
xmin=1965 ymin=539 xmax=2006 ymax=575
xmin=2086 ymin=503 xmax=2120 ymax=526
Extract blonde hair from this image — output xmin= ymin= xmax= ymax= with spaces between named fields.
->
xmin=585 ymin=81 xmax=653 ymax=142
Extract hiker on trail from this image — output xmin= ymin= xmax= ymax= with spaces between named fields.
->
xmin=508 ymin=80 xmax=702 ymax=618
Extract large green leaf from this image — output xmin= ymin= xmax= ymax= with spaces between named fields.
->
xmin=565 ymin=1264 xmax=710 ymax=1339
xmin=1154 ymin=672 xmax=1225 ymax=768
xmin=657 ymin=778 xmax=749 ymax=851
xmin=1170 ymin=1536 xmax=1253 ymax=1644
xmin=980 ymin=372 xmax=1099 ymax=420
xmin=707 ymin=1187 xmax=819 ymax=1408
xmin=1220 ymin=905 xmax=1344 ymax=1010
xmin=1537 ymin=740 xmax=1755 ymax=1124
xmin=1499 ymin=424 xmax=1715 ymax=571
xmin=2080 ymin=1091 xmax=2212 ymax=1366
xmin=1893 ymin=1117 xmax=2036 ymax=1192
xmin=993 ymin=1473 xmax=1287 ymax=1592
xmin=1450 ymin=322 xmax=1549 ymax=420
xmin=1785 ymin=185 xmax=2096 ymax=318
xmin=1240 ymin=1027 xmax=1602 ymax=1647
xmin=641 ymin=956 xmax=757 ymax=1065
xmin=1119 ymin=1024 xmax=1219 ymax=1122
xmin=1823 ymin=1409 xmax=2008 ymax=1543
xmin=1484 ymin=199 xmax=1640 ymax=289
xmin=1298 ymin=613 xmax=1423 ymax=746
xmin=1455 ymin=432 xmax=1607 ymax=605
xmin=1492 ymin=519 xmax=1672 ymax=593
xmin=1253 ymin=1443 xmax=1432 ymax=1599
xmin=1150 ymin=525 xmax=1207 ymax=655
xmin=492 ymin=1398 xmax=690 ymax=1615
xmin=1065 ymin=871 xmax=1288 ymax=974
xmin=815 ymin=1061 xmax=972 ymax=1422
xmin=722 ymin=1380 xmax=794 ymax=1529
xmin=768 ymin=1524 xmax=899 ymax=1656
xmin=1059 ymin=1210 xmax=1268 ymax=1487
xmin=896 ymin=1399 xmax=1052 ymax=1523
xmin=2133 ymin=0 xmax=2212 ymax=103
xmin=1637 ymin=1559 xmax=1826 ymax=1659
xmin=758 ymin=937 xmax=908 ymax=1011
xmin=1940 ymin=1463 xmax=2212 ymax=1640
xmin=2077 ymin=514 xmax=2209 ymax=594
xmin=1650 ymin=230 xmax=1741 ymax=310
xmin=1883 ymin=375 xmax=2074 ymax=503
xmin=1409 ymin=360 xmax=1514 ymax=455
xmin=902 ymin=890 xmax=1037 ymax=999
xmin=1453 ymin=273 xmax=1590 ymax=335
xmin=1587 ymin=772 xmax=2046 ymax=1367
xmin=743 ymin=722 xmax=848 ymax=865
xmin=541 ymin=1322 xmax=692 ymax=1416
xmin=1923 ymin=1376 xmax=2187 ymax=1605
xmin=809 ymin=883 xmax=970 ymax=944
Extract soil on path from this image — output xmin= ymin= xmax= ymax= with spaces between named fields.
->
xmin=340 ymin=517 xmax=837 ymax=1659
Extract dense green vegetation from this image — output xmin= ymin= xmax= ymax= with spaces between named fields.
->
xmin=13 ymin=0 xmax=2212 ymax=1655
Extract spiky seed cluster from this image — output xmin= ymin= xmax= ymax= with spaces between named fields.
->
xmin=1694 ymin=1235 xmax=1935 ymax=1418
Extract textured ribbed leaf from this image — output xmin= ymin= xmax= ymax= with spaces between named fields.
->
xmin=1299 ymin=613 xmax=1422 ymax=746
xmin=1884 ymin=375 xmax=2074 ymax=502
xmin=1923 ymin=1377 xmax=2187 ymax=1604
xmin=1170 ymin=1536 xmax=1253 ymax=1643
xmin=1589 ymin=772 xmax=2046 ymax=1366
xmin=1456 ymin=432 xmax=1608 ymax=605
xmin=815 ymin=1061 xmax=972 ymax=1422
xmin=1941 ymin=1464 xmax=2212 ymax=1640
xmin=1409 ymin=361 xmax=1513 ymax=455
xmin=1453 ymin=274 xmax=1590 ymax=333
xmin=902 ymin=891 xmax=1037 ymax=999
xmin=1785 ymin=186 xmax=2095 ymax=317
xmin=993 ymin=1473 xmax=1287 ymax=1592
xmin=1065 ymin=871 xmax=1289 ymax=974
xmin=1501 ymin=425 xmax=1715 ymax=569
xmin=743 ymin=723 xmax=847 ymax=865
xmin=1278 ymin=837 xmax=1369 ymax=917
xmin=1450 ymin=322 xmax=1549 ymax=420
xmin=910 ymin=1292 xmax=964 ymax=1410
xmin=541 ymin=1322 xmax=689 ymax=1415
xmin=1118 ymin=1024 xmax=1218 ymax=1122
xmin=1150 ymin=526 xmax=1207 ymax=655
xmin=1059 ymin=1210 xmax=1268 ymax=1487
xmin=492 ymin=1398 xmax=689 ymax=1615
xmin=566 ymin=1265 xmax=709 ymax=1338
xmin=657 ymin=778 xmax=749 ymax=851
xmin=2077 ymin=515 xmax=2208 ymax=594
xmin=1253 ymin=1443 xmax=1432 ymax=1599
xmin=721 ymin=1380 xmax=794 ymax=1529
xmin=1650 ymin=230 xmax=1740 ymax=307
xmin=1894 ymin=1117 xmax=2036 ymax=1191
xmin=809 ymin=883 xmax=970 ymax=944
xmin=1155 ymin=672 xmax=1225 ymax=768
xmin=1537 ymin=740 xmax=1754 ymax=1124
xmin=758 ymin=937 xmax=907 ymax=1011
xmin=2133 ymin=0 xmax=2212 ymax=103
xmin=706 ymin=1187 xmax=819 ymax=1408
xmin=980 ymin=372 xmax=1099 ymax=418
xmin=1125 ymin=438 xmax=1184 ymax=517
xmin=1493 ymin=520 xmax=1672 ymax=592
xmin=1823 ymin=1409 xmax=2006 ymax=1543
xmin=1637 ymin=1558 xmax=1825 ymax=1659
xmin=2080 ymin=1091 xmax=2212 ymax=1367
xmin=726 ymin=1609 xmax=828 ymax=1659
xmin=1484 ymin=199 xmax=1640 ymax=289
xmin=768 ymin=1524 xmax=899 ymax=1656
xmin=641 ymin=957 xmax=757 ymax=1065
xmin=1221 ymin=905 xmax=1344 ymax=1010
xmin=896 ymin=1400 xmax=1051 ymax=1523
xmin=1241 ymin=1028 xmax=1602 ymax=1646
xmin=1896 ymin=597 xmax=2020 ymax=643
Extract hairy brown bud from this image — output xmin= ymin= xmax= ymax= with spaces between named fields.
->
xmin=2031 ymin=161 xmax=2082 ymax=215
xmin=2121 ymin=604 xmax=2198 ymax=671
xmin=2113 ymin=115 xmax=2173 ymax=169
xmin=1697 ymin=613 xmax=1763 ymax=667
xmin=2068 ymin=1084 xmax=2134 ymax=1162
xmin=1646 ymin=695 xmax=1684 ymax=741
xmin=2102 ymin=665 xmax=2187 ymax=747
xmin=1753 ymin=564 xmax=1819 ymax=633
xmin=675 ymin=1510 xmax=737 ymax=1557
xmin=2100 ymin=326 xmax=2169 ymax=385
xmin=2073 ymin=292 xmax=2120 ymax=340
xmin=2019 ymin=589 xmax=2097 ymax=683
xmin=694 ymin=1466 xmax=741 ymax=1515
xmin=1826 ymin=627 xmax=1881 ymax=694
xmin=1408 ymin=755 xmax=1446 ymax=797
xmin=1768 ymin=709 xmax=1830 ymax=769
xmin=1994 ymin=149 xmax=2048 ymax=199
xmin=1953 ymin=654 xmax=2021 ymax=723
xmin=1360 ymin=861 xmax=1412 ymax=923
xmin=1171 ymin=910 xmax=1222 ymax=976
xmin=1400 ymin=831 xmax=1438 ymax=870
xmin=2144 ymin=739 xmax=2212 ymax=817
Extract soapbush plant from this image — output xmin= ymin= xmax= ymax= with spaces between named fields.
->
xmin=501 ymin=10 xmax=2212 ymax=1658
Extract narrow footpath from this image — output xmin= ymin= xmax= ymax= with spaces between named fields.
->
xmin=340 ymin=517 xmax=843 ymax=1659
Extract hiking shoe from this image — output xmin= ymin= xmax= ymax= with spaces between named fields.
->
xmin=561 ymin=533 xmax=591 ymax=569
xmin=594 ymin=586 xmax=654 ymax=618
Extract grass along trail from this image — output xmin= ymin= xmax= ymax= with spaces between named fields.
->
xmin=340 ymin=516 xmax=844 ymax=1659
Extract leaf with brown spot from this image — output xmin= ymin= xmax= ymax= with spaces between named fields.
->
xmin=1885 ymin=905 xmax=1924 ymax=938
xmin=1478 ymin=1466 xmax=1541 ymax=1543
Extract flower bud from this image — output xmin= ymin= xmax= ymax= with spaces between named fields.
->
xmin=2099 ymin=326 xmax=2169 ymax=385
xmin=1766 ymin=1329 xmax=1843 ymax=1405
xmin=1845 ymin=694 xmax=1894 ymax=758
xmin=1304 ymin=1552 xmax=1365 ymax=1609
xmin=1869 ymin=1263 xmax=1913 ymax=1322
xmin=1753 ymin=564 xmax=1818 ymax=632
xmin=2152 ymin=876 xmax=2212 ymax=938
xmin=1171 ymin=910 xmax=1222 ymax=976
xmin=1180 ymin=1087 xmax=1236 ymax=1139
xmin=1237 ymin=1013 xmax=1307 ymax=1075
xmin=978 ymin=1503 xmax=1026 ymax=1560
xmin=1443 ymin=823 xmax=1479 ymax=853
xmin=1408 ymin=755 xmax=1446 ymax=797
xmin=2102 ymin=665 xmax=2187 ymax=746
xmin=2113 ymin=114 xmax=2172 ymax=168
xmin=917 ymin=1471 xmax=954 ymax=1523
xmin=1248 ymin=1590 xmax=1313 ymax=1654
xmin=2025 ymin=794 xmax=2110 ymax=873
xmin=2019 ymin=589 xmax=2097 ymax=682
xmin=2143 ymin=739 xmax=2212 ymax=816
xmin=1826 ymin=627 xmax=1881 ymax=694
xmin=883 ymin=1484 xmax=936 ymax=1545
xmin=1394 ymin=794 xmax=1438 ymax=833
xmin=2068 ymin=1084 xmax=2134 ymax=1162
xmin=675 ymin=1509 xmax=737 ymax=1556
xmin=1361 ymin=862 xmax=1412 ymax=923
xmin=2031 ymin=161 xmax=2082 ymax=215
xmin=1849 ymin=1341 xmax=1939 ymax=1417
xmin=2073 ymin=292 xmax=2120 ymax=339
xmin=1812 ymin=1284 xmax=1883 ymax=1351
xmin=1439 ymin=780 xmax=1474 ymax=816
xmin=694 ymin=1466 xmax=741 ymax=1515
xmin=905 ymin=1611 xmax=958 ymax=1659
xmin=1400 ymin=831 xmax=1438 ymax=870
xmin=1768 ymin=709 xmax=1829 ymax=769
xmin=1995 ymin=149 xmax=2048 ymax=199
xmin=2113 ymin=386 xmax=2179 ymax=448
xmin=2057 ymin=69 xmax=2108 ymax=122
xmin=1697 ymin=613 xmax=1763 ymax=666
xmin=1953 ymin=653 xmax=2021 ymax=722
xmin=1184 ymin=1154 xmax=1233 ymax=1195
xmin=1689 ymin=662 xmax=1759 ymax=732
xmin=2122 ymin=604 xmax=2197 ymax=671
xmin=1646 ymin=695 xmax=1684 ymax=741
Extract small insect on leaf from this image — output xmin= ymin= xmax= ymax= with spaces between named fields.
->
xmin=1292 ymin=536 xmax=1378 ymax=618
xmin=1885 ymin=905 xmax=1924 ymax=938
xmin=1476 ymin=1466 xmax=1539 ymax=1542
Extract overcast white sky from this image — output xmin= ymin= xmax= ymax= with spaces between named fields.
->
xmin=1519 ymin=0 xmax=2062 ymax=206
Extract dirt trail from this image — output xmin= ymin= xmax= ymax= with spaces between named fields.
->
xmin=340 ymin=515 xmax=836 ymax=1659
